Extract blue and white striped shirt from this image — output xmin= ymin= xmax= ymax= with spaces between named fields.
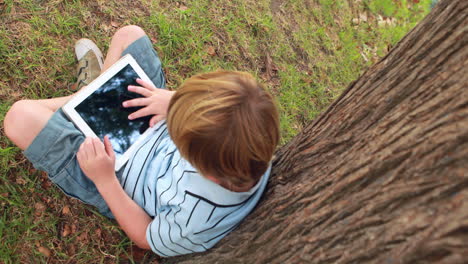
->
xmin=119 ymin=121 xmax=270 ymax=257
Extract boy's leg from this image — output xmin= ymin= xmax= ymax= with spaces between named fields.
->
xmin=101 ymin=25 xmax=165 ymax=88
xmin=102 ymin=25 xmax=146 ymax=72
xmin=3 ymin=96 xmax=71 ymax=150
xmin=3 ymin=25 xmax=148 ymax=151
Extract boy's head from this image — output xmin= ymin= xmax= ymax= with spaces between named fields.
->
xmin=167 ymin=71 xmax=279 ymax=189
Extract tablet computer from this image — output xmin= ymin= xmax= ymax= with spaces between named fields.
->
xmin=63 ymin=54 xmax=157 ymax=171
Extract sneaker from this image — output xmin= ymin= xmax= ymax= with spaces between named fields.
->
xmin=74 ymin=38 xmax=104 ymax=90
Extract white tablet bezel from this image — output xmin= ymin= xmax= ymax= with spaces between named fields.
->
xmin=63 ymin=54 xmax=157 ymax=171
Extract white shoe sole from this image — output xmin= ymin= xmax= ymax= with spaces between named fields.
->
xmin=75 ymin=38 xmax=104 ymax=69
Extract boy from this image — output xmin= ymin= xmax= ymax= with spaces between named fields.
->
xmin=3 ymin=25 xmax=279 ymax=257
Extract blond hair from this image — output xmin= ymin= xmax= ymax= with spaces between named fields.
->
xmin=167 ymin=71 xmax=279 ymax=189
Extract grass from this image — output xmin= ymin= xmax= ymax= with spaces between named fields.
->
xmin=0 ymin=0 xmax=431 ymax=262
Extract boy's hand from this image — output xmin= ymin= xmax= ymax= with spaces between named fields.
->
xmin=122 ymin=78 xmax=176 ymax=127
xmin=77 ymin=136 xmax=116 ymax=187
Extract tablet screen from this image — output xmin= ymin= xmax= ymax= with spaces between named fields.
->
xmin=75 ymin=64 xmax=151 ymax=160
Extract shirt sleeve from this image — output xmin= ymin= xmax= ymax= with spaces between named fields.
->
xmin=146 ymin=207 xmax=208 ymax=257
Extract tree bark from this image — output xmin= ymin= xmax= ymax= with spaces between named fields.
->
xmin=165 ymin=0 xmax=468 ymax=263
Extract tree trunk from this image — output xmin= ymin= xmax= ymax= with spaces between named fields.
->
xmin=165 ymin=0 xmax=468 ymax=263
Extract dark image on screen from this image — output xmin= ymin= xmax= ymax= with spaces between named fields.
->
xmin=75 ymin=64 xmax=151 ymax=160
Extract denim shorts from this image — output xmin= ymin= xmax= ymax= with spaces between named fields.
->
xmin=23 ymin=35 xmax=166 ymax=218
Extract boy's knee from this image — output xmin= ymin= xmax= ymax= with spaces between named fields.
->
xmin=4 ymin=100 xmax=29 ymax=140
xmin=113 ymin=25 xmax=147 ymax=48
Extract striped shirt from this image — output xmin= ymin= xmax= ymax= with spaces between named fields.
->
xmin=119 ymin=121 xmax=270 ymax=257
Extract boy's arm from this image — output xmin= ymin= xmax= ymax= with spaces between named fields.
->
xmin=96 ymin=177 xmax=151 ymax=249
xmin=76 ymin=137 xmax=151 ymax=249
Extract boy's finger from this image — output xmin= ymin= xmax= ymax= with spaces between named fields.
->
xmin=128 ymin=85 xmax=153 ymax=97
xmin=93 ymin=137 xmax=105 ymax=155
xmin=122 ymin=97 xmax=150 ymax=108
xmin=136 ymin=78 xmax=157 ymax=91
xmin=84 ymin=137 xmax=95 ymax=157
xmin=104 ymin=135 xmax=115 ymax=158
xmin=78 ymin=141 xmax=88 ymax=160
xmin=128 ymin=107 xmax=151 ymax=120
xmin=90 ymin=137 xmax=100 ymax=156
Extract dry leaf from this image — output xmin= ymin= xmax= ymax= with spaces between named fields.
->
xmin=1 ymin=192 xmax=8 ymax=198
xmin=95 ymin=228 xmax=102 ymax=238
xmin=360 ymin=51 xmax=369 ymax=62
xmin=179 ymin=5 xmax=188 ymax=11
xmin=386 ymin=17 xmax=396 ymax=26
xmin=111 ymin=20 xmax=120 ymax=28
xmin=101 ymin=24 xmax=111 ymax=33
xmin=77 ymin=232 xmax=88 ymax=242
xmin=41 ymin=180 xmax=52 ymax=189
xmin=377 ymin=15 xmax=396 ymax=27
xmin=62 ymin=224 xmax=71 ymax=237
xmin=62 ymin=205 xmax=71 ymax=215
xmin=67 ymin=243 xmax=77 ymax=255
xmin=359 ymin=13 xmax=368 ymax=22
xmin=377 ymin=15 xmax=385 ymax=27
xmin=16 ymin=177 xmax=27 ymax=185
xmin=130 ymin=245 xmax=149 ymax=261
xmin=82 ymin=10 xmax=91 ymax=20
xmin=34 ymin=202 xmax=46 ymax=215
xmin=264 ymin=52 xmax=276 ymax=79
xmin=38 ymin=246 xmax=51 ymax=257
xmin=206 ymin=46 xmax=216 ymax=56
xmin=12 ymin=91 xmax=21 ymax=99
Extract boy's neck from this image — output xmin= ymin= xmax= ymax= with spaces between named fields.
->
xmin=204 ymin=174 xmax=255 ymax=192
